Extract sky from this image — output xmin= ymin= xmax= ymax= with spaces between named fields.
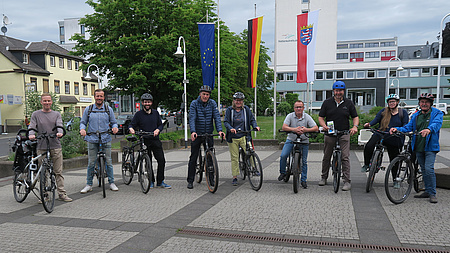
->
xmin=1 ymin=0 xmax=450 ymax=54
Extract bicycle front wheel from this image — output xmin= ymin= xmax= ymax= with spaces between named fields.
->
xmin=13 ymin=169 xmax=29 ymax=203
xmin=40 ymin=162 xmax=56 ymax=213
xmin=332 ymin=151 xmax=342 ymax=193
xmin=284 ymin=152 xmax=293 ymax=183
xmin=384 ymin=156 xmax=413 ymax=204
xmin=139 ymin=154 xmax=153 ymax=194
xmin=99 ymin=156 xmax=106 ymax=198
xmin=121 ymin=148 xmax=134 ymax=185
xmin=248 ymin=153 xmax=263 ymax=191
xmin=292 ymin=152 xmax=300 ymax=193
xmin=195 ymin=146 xmax=203 ymax=183
xmin=366 ymin=150 xmax=380 ymax=193
xmin=239 ymin=148 xmax=246 ymax=180
xmin=205 ymin=151 xmax=219 ymax=193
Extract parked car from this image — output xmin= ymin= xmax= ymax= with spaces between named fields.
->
xmin=117 ymin=115 xmax=133 ymax=135
xmin=434 ymin=103 xmax=448 ymax=115
xmin=161 ymin=114 xmax=169 ymax=129
xmin=65 ymin=116 xmax=81 ymax=131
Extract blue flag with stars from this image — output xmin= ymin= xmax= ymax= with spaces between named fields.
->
xmin=198 ymin=23 xmax=215 ymax=89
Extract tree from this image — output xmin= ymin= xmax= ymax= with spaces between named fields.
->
xmin=285 ymin=93 xmax=299 ymax=108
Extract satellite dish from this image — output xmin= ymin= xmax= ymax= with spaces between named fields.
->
xmin=1 ymin=26 xmax=6 ymax=34
xmin=3 ymin=15 xmax=9 ymax=25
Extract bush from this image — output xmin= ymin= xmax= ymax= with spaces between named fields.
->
xmin=62 ymin=130 xmax=87 ymax=158
xmin=160 ymin=131 xmax=184 ymax=145
xmin=277 ymin=102 xmax=291 ymax=116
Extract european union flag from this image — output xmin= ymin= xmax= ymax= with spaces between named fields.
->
xmin=198 ymin=23 xmax=215 ymax=90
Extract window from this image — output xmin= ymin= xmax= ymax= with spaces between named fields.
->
xmin=337 ymin=44 xmax=348 ymax=49
xmin=28 ymin=77 xmax=37 ymax=92
xmin=389 ymin=70 xmax=397 ymax=78
xmin=22 ymin=53 xmax=29 ymax=64
xmin=59 ymin=57 xmax=64 ymax=68
xmin=410 ymin=88 xmax=418 ymax=99
xmin=381 ymin=50 xmax=396 ymax=60
xmin=302 ymin=0 xmax=309 ymax=3
xmin=91 ymin=84 xmax=96 ymax=95
xmin=346 ymin=71 xmax=355 ymax=79
xmin=286 ymin=73 xmax=294 ymax=81
xmin=315 ymin=72 xmax=323 ymax=80
xmin=389 ymin=88 xmax=395 ymax=94
xmin=75 ymin=61 xmax=80 ymax=71
xmin=336 ymin=53 xmax=348 ymax=60
xmin=377 ymin=69 xmax=386 ymax=78
xmin=43 ymin=79 xmax=49 ymax=93
xmin=54 ymin=80 xmax=60 ymax=94
xmin=356 ymin=71 xmax=365 ymax=79
xmin=445 ymin=67 xmax=450 ymax=75
xmin=414 ymin=50 xmax=422 ymax=58
xmin=74 ymin=82 xmax=79 ymax=95
xmin=336 ymin=71 xmax=344 ymax=79
xmin=83 ymin=83 xmax=88 ymax=95
xmin=433 ymin=68 xmax=438 ymax=76
xmin=443 ymin=88 xmax=450 ymax=98
xmin=81 ymin=25 xmax=85 ymax=35
xmin=410 ymin=68 xmax=419 ymax=77
xmin=422 ymin=68 xmax=431 ymax=76
xmin=365 ymin=42 xmax=379 ymax=48
xmin=398 ymin=69 xmax=408 ymax=77
xmin=326 ymin=90 xmax=332 ymax=98
xmin=277 ymin=73 xmax=284 ymax=81
xmin=367 ymin=70 xmax=375 ymax=78
xmin=350 ymin=52 xmax=363 ymax=61
xmin=326 ymin=72 xmax=333 ymax=79
xmin=65 ymin=81 xmax=70 ymax=94
xmin=50 ymin=56 xmax=55 ymax=67
xmin=380 ymin=41 xmax=395 ymax=47
xmin=59 ymin=26 xmax=64 ymax=36
xmin=399 ymin=88 xmax=406 ymax=99
xmin=365 ymin=51 xmax=379 ymax=58
xmin=67 ymin=59 xmax=72 ymax=70
xmin=315 ymin=91 xmax=323 ymax=101
xmin=349 ymin=43 xmax=363 ymax=48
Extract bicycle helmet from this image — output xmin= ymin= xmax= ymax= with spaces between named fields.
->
xmin=233 ymin=92 xmax=245 ymax=100
xmin=386 ymin=94 xmax=400 ymax=103
xmin=141 ymin=93 xmax=153 ymax=101
xmin=199 ymin=85 xmax=212 ymax=93
xmin=418 ymin=93 xmax=434 ymax=102
xmin=332 ymin=81 xmax=346 ymax=90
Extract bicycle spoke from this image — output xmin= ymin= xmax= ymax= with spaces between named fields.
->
xmin=139 ymin=154 xmax=152 ymax=194
xmin=205 ymin=151 xmax=219 ymax=193
xmin=385 ymin=156 xmax=413 ymax=204
xmin=121 ymin=148 xmax=134 ymax=185
xmin=13 ymin=170 xmax=29 ymax=203
xmin=40 ymin=163 xmax=55 ymax=213
xmin=248 ymin=153 xmax=263 ymax=191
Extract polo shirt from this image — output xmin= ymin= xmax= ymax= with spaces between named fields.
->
xmin=319 ymin=96 xmax=358 ymax=131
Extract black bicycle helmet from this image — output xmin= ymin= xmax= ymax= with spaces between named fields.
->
xmin=418 ymin=93 xmax=434 ymax=102
xmin=141 ymin=93 xmax=153 ymax=101
xmin=199 ymin=85 xmax=212 ymax=93
xmin=233 ymin=92 xmax=245 ymax=100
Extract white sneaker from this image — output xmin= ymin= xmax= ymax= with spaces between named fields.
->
xmin=110 ymin=183 xmax=119 ymax=191
xmin=342 ymin=182 xmax=351 ymax=191
xmin=80 ymin=185 xmax=92 ymax=194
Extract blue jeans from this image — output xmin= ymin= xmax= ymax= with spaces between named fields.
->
xmin=415 ymin=151 xmax=437 ymax=196
xmin=280 ymin=140 xmax=309 ymax=182
xmin=87 ymin=142 xmax=114 ymax=185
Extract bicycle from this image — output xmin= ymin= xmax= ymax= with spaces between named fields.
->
xmin=323 ymin=130 xmax=349 ymax=193
xmin=278 ymin=130 xmax=310 ymax=193
xmin=12 ymin=126 xmax=66 ymax=213
xmin=365 ymin=129 xmax=390 ymax=193
xmin=237 ymin=129 xmax=263 ymax=191
xmin=194 ymin=133 xmax=223 ymax=193
xmin=86 ymin=130 xmax=113 ymax=198
xmin=384 ymin=131 xmax=420 ymax=204
xmin=121 ymin=131 xmax=154 ymax=194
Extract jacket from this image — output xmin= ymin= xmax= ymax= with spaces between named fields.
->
xmin=189 ymin=96 xmax=222 ymax=134
xmin=224 ymin=105 xmax=258 ymax=143
xmin=396 ymin=107 xmax=443 ymax=152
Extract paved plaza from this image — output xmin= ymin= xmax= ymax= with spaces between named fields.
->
xmin=1 ymin=138 xmax=450 ymax=252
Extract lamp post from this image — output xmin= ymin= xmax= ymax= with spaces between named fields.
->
xmin=390 ymin=78 xmax=400 ymax=95
xmin=386 ymin=57 xmax=403 ymax=102
xmin=85 ymin=64 xmax=101 ymax=89
xmin=437 ymin=13 xmax=450 ymax=106
xmin=174 ymin=36 xmax=188 ymax=148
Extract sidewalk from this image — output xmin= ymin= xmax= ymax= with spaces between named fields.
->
xmin=0 ymin=145 xmax=449 ymax=252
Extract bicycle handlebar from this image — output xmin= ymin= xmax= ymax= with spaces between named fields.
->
xmin=27 ymin=125 xmax=66 ymax=139
xmin=236 ymin=128 xmax=260 ymax=134
xmin=321 ymin=129 xmax=349 ymax=136
xmin=196 ymin=133 xmax=225 ymax=143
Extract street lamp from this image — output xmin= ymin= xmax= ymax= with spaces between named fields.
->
xmin=437 ymin=13 xmax=450 ymax=105
xmin=390 ymin=78 xmax=400 ymax=95
xmin=386 ymin=57 xmax=403 ymax=103
xmin=85 ymin=64 xmax=102 ymax=89
xmin=174 ymin=36 xmax=188 ymax=148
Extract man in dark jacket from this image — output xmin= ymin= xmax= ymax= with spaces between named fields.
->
xmin=187 ymin=85 xmax=225 ymax=189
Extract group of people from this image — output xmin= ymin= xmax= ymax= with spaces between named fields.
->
xmin=27 ymin=81 xmax=443 ymax=204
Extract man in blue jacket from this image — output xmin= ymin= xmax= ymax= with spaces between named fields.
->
xmin=390 ymin=93 xmax=443 ymax=203
xmin=187 ymin=85 xmax=225 ymax=189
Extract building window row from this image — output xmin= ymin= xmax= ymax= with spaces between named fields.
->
xmin=337 ymin=50 xmax=396 ymax=61
xmin=315 ymin=67 xmax=450 ymax=80
xmin=337 ymin=41 xmax=395 ymax=50
xmin=50 ymin=55 xmax=80 ymax=70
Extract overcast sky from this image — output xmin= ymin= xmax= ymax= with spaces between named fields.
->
xmin=2 ymin=0 xmax=450 ymax=53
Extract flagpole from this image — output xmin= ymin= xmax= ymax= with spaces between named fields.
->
xmin=254 ymin=4 xmax=257 ymax=138
xmin=273 ymin=0 xmax=277 ymax=139
xmin=217 ymin=0 xmax=221 ymax=113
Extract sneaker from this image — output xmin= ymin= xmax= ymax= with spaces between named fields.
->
xmin=278 ymin=173 xmax=286 ymax=181
xmin=342 ymin=182 xmax=351 ymax=191
xmin=393 ymin=181 xmax=400 ymax=189
xmin=110 ymin=183 xmax=119 ymax=191
xmin=187 ymin=182 xmax=193 ymax=189
xmin=232 ymin=178 xmax=238 ymax=186
xmin=301 ymin=181 xmax=307 ymax=189
xmin=414 ymin=192 xmax=430 ymax=198
xmin=80 ymin=185 xmax=92 ymax=194
xmin=361 ymin=165 xmax=369 ymax=173
xmin=430 ymin=195 xmax=438 ymax=204
xmin=318 ymin=178 xmax=327 ymax=186
xmin=150 ymin=182 xmax=154 ymax=188
xmin=58 ymin=194 xmax=73 ymax=202
xmin=157 ymin=181 xmax=172 ymax=189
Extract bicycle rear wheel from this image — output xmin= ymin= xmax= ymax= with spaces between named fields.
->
xmin=248 ymin=153 xmax=263 ymax=191
xmin=139 ymin=154 xmax=152 ymax=194
xmin=332 ymin=151 xmax=342 ymax=193
xmin=239 ymin=148 xmax=246 ymax=180
xmin=99 ymin=156 xmax=106 ymax=198
xmin=205 ymin=151 xmax=219 ymax=193
xmin=384 ymin=156 xmax=413 ymax=204
xmin=284 ymin=152 xmax=293 ymax=183
xmin=121 ymin=148 xmax=134 ymax=185
xmin=13 ymin=169 xmax=29 ymax=203
xmin=40 ymin=162 xmax=56 ymax=213
xmin=292 ymin=152 xmax=300 ymax=194
xmin=413 ymin=159 xmax=424 ymax=193
xmin=366 ymin=150 xmax=381 ymax=193
xmin=195 ymin=146 xmax=203 ymax=183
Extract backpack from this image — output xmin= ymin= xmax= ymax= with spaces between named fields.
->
xmin=87 ymin=104 xmax=110 ymax=119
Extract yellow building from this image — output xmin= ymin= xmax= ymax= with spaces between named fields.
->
xmin=0 ymin=35 xmax=98 ymax=133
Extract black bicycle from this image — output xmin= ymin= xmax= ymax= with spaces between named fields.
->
xmin=121 ymin=131 xmax=154 ymax=194
xmin=384 ymin=131 xmax=420 ymax=204
xmin=86 ymin=130 xmax=113 ymax=198
xmin=365 ymin=129 xmax=390 ymax=193
xmin=237 ymin=129 xmax=263 ymax=191
xmin=323 ymin=130 xmax=349 ymax=193
xmin=194 ymin=133 xmax=223 ymax=193
xmin=12 ymin=126 xmax=65 ymax=213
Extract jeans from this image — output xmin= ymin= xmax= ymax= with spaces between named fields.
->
xmin=280 ymin=140 xmax=309 ymax=182
xmin=415 ymin=151 xmax=437 ymax=196
xmin=87 ymin=142 xmax=114 ymax=185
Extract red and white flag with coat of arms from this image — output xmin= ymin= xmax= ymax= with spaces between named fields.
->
xmin=296 ymin=10 xmax=319 ymax=83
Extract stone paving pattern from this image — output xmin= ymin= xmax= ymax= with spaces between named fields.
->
xmin=0 ymin=142 xmax=450 ymax=252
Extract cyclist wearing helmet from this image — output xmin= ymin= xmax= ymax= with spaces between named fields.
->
xmin=390 ymin=93 xmax=443 ymax=203
xmin=187 ymin=85 xmax=225 ymax=189
xmin=318 ymin=81 xmax=359 ymax=191
xmin=224 ymin=92 xmax=260 ymax=186
xmin=129 ymin=93 xmax=171 ymax=189
xmin=361 ymin=94 xmax=408 ymax=174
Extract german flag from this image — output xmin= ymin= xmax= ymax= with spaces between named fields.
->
xmin=247 ymin=16 xmax=263 ymax=88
